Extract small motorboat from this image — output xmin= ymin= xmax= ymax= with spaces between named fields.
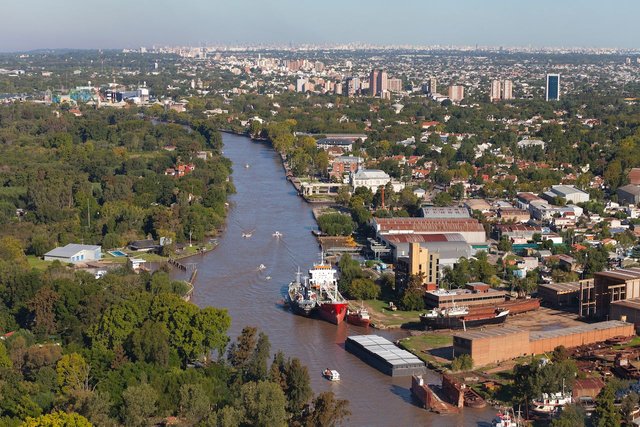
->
xmin=242 ymin=232 xmax=253 ymax=238
xmin=245 ymin=163 xmax=250 ymax=168
xmin=322 ymin=369 xmax=340 ymax=381
xmin=265 ymin=276 xmax=271 ymax=281
xmin=273 ymin=231 xmax=283 ymax=238
xmin=258 ymin=264 xmax=266 ymax=271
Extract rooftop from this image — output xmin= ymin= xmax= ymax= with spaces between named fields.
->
xmin=45 ymin=243 xmax=101 ymax=258
xmin=538 ymin=281 xmax=593 ymax=294
xmin=374 ymin=217 xmax=485 ymax=234
xmin=530 ymin=320 xmax=632 ymax=341
xmin=353 ymin=169 xmax=390 ymax=179
xmin=381 ymin=233 xmax=466 ymax=244
xmin=551 ymin=185 xmax=588 ymax=196
xmin=421 ymin=206 xmax=470 ymax=219
xmin=618 ymin=184 xmax=640 ymax=196
xmin=595 ymin=267 xmax=640 ymax=282
xmin=454 ymin=326 xmax=526 ymax=341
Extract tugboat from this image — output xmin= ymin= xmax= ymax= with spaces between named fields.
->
xmin=287 ymin=269 xmax=318 ymax=317
xmin=492 ymin=409 xmax=524 ymax=427
xmin=309 ymin=255 xmax=348 ymax=325
xmin=346 ymin=306 xmax=371 ymax=327
xmin=322 ymin=368 xmax=340 ymax=381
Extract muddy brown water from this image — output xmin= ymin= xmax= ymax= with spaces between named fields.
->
xmin=189 ymin=133 xmax=498 ymax=426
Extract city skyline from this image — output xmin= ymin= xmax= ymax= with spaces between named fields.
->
xmin=2 ymin=0 xmax=640 ymax=52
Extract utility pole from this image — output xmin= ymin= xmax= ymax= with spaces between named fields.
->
xmin=189 ymin=230 xmax=193 ymax=247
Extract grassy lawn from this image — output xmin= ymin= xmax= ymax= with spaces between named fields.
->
xmin=26 ymin=255 xmax=53 ymax=270
xmin=613 ymin=335 xmax=640 ymax=350
xmin=363 ymin=299 xmax=423 ymax=328
xmin=398 ymin=333 xmax=453 ymax=365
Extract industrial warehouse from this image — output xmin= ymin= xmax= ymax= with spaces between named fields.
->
xmin=453 ymin=320 xmax=635 ymax=367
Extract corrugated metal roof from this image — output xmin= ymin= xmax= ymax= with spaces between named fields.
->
xmin=45 ymin=243 xmax=100 ymax=258
xmin=530 ymin=320 xmax=631 ymax=341
xmin=454 ymin=326 xmax=526 ymax=341
xmin=382 ymin=233 xmax=466 ymax=244
xmin=375 ymin=218 xmax=485 ymax=233
xmin=595 ymin=268 xmax=640 ymax=281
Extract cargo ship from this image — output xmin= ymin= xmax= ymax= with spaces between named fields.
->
xmin=309 ymin=256 xmax=347 ymax=325
xmin=419 ymin=306 xmax=509 ymax=330
xmin=287 ymin=269 xmax=318 ymax=317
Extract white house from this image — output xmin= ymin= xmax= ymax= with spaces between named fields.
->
xmin=44 ymin=244 xmax=102 ymax=263
xmin=350 ymin=169 xmax=404 ymax=193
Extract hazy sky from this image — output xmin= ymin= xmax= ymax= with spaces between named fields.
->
xmin=2 ymin=0 xmax=639 ymax=51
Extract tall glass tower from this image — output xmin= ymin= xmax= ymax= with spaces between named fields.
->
xmin=546 ymin=73 xmax=560 ymax=101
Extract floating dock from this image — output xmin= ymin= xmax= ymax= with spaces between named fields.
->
xmin=345 ymin=335 xmax=426 ymax=377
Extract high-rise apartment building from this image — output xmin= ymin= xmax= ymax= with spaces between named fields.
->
xmin=387 ymin=77 xmax=403 ymax=93
xmin=502 ymin=80 xmax=513 ymax=100
xmin=448 ymin=85 xmax=465 ymax=102
xmin=370 ymin=69 xmax=379 ymax=96
xmin=490 ymin=80 xmax=502 ymax=102
xmin=378 ymin=70 xmax=388 ymax=94
xmin=345 ymin=77 xmax=360 ymax=97
xmin=546 ymin=73 xmax=560 ymax=101
xmin=428 ymin=77 xmax=437 ymax=94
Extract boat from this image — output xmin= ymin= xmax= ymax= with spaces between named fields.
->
xmin=287 ymin=269 xmax=318 ymax=317
xmin=346 ymin=306 xmax=371 ymax=327
xmin=272 ymin=231 xmax=283 ymax=238
xmin=265 ymin=276 xmax=271 ymax=281
xmin=530 ymin=391 xmax=572 ymax=416
xmin=420 ymin=307 xmax=509 ymax=330
xmin=463 ymin=386 xmax=487 ymax=408
xmin=492 ymin=409 xmax=524 ymax=427
xmin=245 ymin=163 xmax=250 ymax=168
xmin=322 ymin=368 xmax=340 ymax=381
xmin=309 ymin=255 xmax=348 ymax=325
xmin=242 ymin=231 xmax=253 ymax=238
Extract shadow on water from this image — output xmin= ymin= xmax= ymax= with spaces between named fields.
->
xmin=390 ymin=384 xmax=414 ymax=405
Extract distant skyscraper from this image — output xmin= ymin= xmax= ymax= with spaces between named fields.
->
xmin=546 ymin=73 xmax=560 ymax=101
xmin=345 ymin=77 xmax=360 ymax=96
xmin=490 ymin=80 xmax=502 ymax=102
xmin=378 ymin=70 xmax=388 ymax=94
xmin=370 ymin=69 xmax=379 ymax=96
xmin=428 ymin=77 xmax=437 ymax=94
xmin=502 ymin=80 xmax=513 ymax=100
xmin=448 ymin=85 xmax=465 ymax=102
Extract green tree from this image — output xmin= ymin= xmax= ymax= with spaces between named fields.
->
xmin=551 ymin=404 xmax=586 ymax=427
xmin=28 ymin=286 xmax=59 ymax=337
xmin=348 ymin=278 xmax=380 ymax=300
xmin=21 ymin=411 xmax=92 ymax=427
xmin=301 ymin=391 xmax=351 ymax=427
xmin=451 ymin=354 xmax=473 ymax=371
xmin=246 ymin=332 xmax=271 ymax=382
xmin=122 ymin=383 xmax=158 ymax=427
xmin=0 ymin=341 xmax=12 ymax=368
xmin=56 ymin=353 xmax=90 ymax=395
xmin=127 ymin=320 xmax=170 ymax=366
xmin=179 ymin=383 xmax=210 ymax=423
xmin=240 ymin=381 xmax=287 ymax=427
xmin=594 ymin=385 xmax=621 ymax=427
xmin=284 ymin=357 xmax=313 ymax=416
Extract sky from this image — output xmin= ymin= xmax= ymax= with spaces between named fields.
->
xmin=2 ymin=0 xmax=639 ymax=51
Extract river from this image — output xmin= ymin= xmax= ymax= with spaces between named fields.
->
xmin=191 ymin=133 xmax=496 ymax=426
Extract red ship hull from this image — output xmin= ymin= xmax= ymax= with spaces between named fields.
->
xmin=346 ymin=313 xmax=370 ymax=327
xmin=318 ymin=302 xmax=348 ymax=325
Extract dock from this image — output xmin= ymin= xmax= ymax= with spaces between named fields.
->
xmin=345 ymin=335 xmax=426 ymax=377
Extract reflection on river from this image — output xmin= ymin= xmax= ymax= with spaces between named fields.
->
xmin=191 ymin=133 xmax=495 ymax=426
